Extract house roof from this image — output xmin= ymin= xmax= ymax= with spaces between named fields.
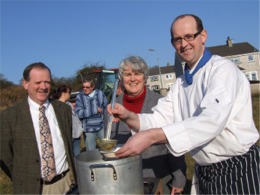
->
xmin=208 ymin=42 xmax=259 ymax=57
xmin=149 ymin=65 xmax=175 ymax=76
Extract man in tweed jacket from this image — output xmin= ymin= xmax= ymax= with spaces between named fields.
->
xmin=0 ymin=62 xmax=76 ymax=194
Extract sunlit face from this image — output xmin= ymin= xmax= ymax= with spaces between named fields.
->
xmin=122 ymin=66 xmax=145 ymax=97
xmin=82 ymin=81 xmax=94 ymax=95
xmin=171 ymin=16 xmax=207 ymax=69
xmin=22 ymin=68 xmax=51 ymax=105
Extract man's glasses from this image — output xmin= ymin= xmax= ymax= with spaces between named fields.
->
xmin=172 ymin=29 xmax=203 ymax=45
xmin=83 ymin=86 xmax=91 ymax=89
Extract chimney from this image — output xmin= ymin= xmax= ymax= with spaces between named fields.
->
xmin=226 ymin=36 xmax=233 ymax=47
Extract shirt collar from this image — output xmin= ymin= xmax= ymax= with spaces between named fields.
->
xmin=28 ymin=96 xmax=50 ymax=110
xmin=88 ymin=90 xmax=96 ymax=97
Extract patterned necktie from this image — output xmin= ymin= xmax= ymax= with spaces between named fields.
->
xmin=39 ymin=105 xmax=56 ymax=181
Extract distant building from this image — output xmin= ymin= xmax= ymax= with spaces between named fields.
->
xmin=146 ymin=65 xmax=176 ymax=93
xmin=211 ymin=37 xmax=259 ymax=82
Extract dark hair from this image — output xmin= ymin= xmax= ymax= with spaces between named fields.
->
xmin=170 ymin=14 xmax=204 ymax=40
xmin=23 ymin=62 xmax=51 ymax=81
xmin=52 ymin=85 xmax=71 ymax=99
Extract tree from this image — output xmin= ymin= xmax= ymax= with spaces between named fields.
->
xmin=75 ymin=62 xmax=106 ymax=91
xmin=0 ymin=74 xmax=14 ymax=89
xmin=0 ymin=85 xmax=27 ymax=110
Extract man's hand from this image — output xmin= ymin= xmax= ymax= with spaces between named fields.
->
xmin=171 ymin=187 xmax=183 ymax=195
xmin=115 ymin=130 xmax=153 ymax=157
xmin=107 ymin=103 xmax=140 ymax=131
xmin=115 ymin=128 xmax=167 ymax=158
xmin=97 ymin=107 xmax=102 ymax=113
xmin=107 ymin=103 xmax=130 ymax=122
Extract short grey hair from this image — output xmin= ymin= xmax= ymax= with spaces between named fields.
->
xmin=118 ymin=56 xmax=149 ymax=85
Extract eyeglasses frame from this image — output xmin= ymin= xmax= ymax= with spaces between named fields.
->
xmin=82 ymin=86 xmax=92 ymax=89
xmin=171 ymin=29 xmax=204 ymax=45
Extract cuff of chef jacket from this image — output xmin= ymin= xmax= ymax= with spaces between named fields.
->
xmin=138 ymin=114 xmax=191 ymax=156
xmin=138 ymin=113 xmax=171 ymax=132
xmin=163 ymin=122 xmax=191 ymax=156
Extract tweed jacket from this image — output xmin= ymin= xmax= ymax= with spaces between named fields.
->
xmin=0 ymin=99 xmax=76 ymax=194
xmin=111 ymin=87 xmax=186 ymax=188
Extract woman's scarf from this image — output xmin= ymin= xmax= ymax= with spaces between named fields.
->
xmin=123 ymin=87 xmax=146 ymax=113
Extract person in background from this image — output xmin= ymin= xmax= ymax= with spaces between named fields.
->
xmin=111 ymin=56 xmax=186 ymax=195
xmin=108 ymin=14 xmax=260 ymax=195
xmin=75 ymin=78 xmax=108 ymax=151
xmin=68 ymin=97 xmax=84 ymax=157
xmin=0 ymin=62 xmax=76 ymax=194
xmin=51 ymin=84 xmax=71 ymax=103
xmin=52 ymin=85 xmax=82 ymax=157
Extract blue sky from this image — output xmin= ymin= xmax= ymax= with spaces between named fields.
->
xmin=1 ymin=0 xmax=259 ymax=84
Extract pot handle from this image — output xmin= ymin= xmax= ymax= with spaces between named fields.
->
xmin=89 ymin=163 xmax=117 ymax=181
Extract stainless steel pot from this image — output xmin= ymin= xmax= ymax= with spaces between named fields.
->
xmin=75 ymin=149 xmax=144 ymax=194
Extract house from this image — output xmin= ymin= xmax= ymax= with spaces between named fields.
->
xmin=146 ymin=64 xmax=176 ymax=94
xmin=210 ymin=37 xmax=259 ymax=81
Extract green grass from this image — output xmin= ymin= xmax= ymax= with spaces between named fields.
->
xmin=0 ymin=96 xmax=259 ymax=194
xmin=182 ymin=154 xmax=195 ymax=194
xmin=252 ymin=95 xmax=260 ymax=140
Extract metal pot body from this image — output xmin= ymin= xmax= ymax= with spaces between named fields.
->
xmin=75 ymin=149 xmax=144 ymax=194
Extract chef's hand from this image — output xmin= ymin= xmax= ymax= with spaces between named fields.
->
xmin=171 ymin=187 xmax=183 ymax=195
xmin=115 ymin=130 xmax=152 ymax=157
xmin=107 ymin=103 xmax=131 ymax=122
xmin=115 ymin=128 xmax=167 ymax=158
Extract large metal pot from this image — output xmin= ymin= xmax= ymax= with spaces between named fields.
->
xmin=75 ymin=149 xmax=144 ymax=194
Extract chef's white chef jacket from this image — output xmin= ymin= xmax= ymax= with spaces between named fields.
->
xmin=139 ymin=55 xmax=259 ymax=166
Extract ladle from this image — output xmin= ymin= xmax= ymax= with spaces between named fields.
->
xmin=105 ymin=79 xmax=119 ymax=139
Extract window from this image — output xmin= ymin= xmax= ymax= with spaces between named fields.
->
xmin=231 ymin=57 xmax=241 ymax=64
xmin=165 ymin=74 xmax=173 ymax=80
xmin=252 ymin=72 xmax=258 ymax=81
xmin=151 ymin=85 xmax=160 ymax=90
xmin=150 ymin=75 xmax=158 ymax=82
xmin=166 ymin=83 xmax=173 ymax=89
xmin=245 ymin=71 xmax=259 ymax=81
xmin=248 ymin=55 xmax=254 ymax=62
xmin=245 ymin=73 xmax=250 ymax=80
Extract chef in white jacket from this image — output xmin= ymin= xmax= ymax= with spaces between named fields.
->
xmin=108 ymin=14 xmax=259 ymax=195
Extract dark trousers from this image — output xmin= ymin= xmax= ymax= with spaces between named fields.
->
xmin=196 ymin=144 xmax=260 ymax=195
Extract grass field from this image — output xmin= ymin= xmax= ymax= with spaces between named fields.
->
xmin=0 ymin=96 xmax=259 ymax=194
